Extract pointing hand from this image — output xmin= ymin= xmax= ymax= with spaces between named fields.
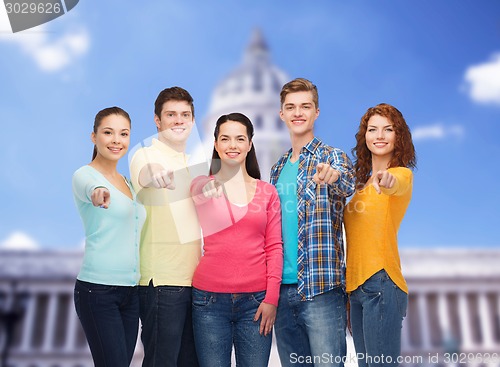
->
xmin=91 ymin=187 xmax=111 ymax=209
xmin=313 ymin=163 xmax=340 ymax=185
xmin=202 ymin=178 xmax=223 ymax=198
xmin=151 ymin=169 xmax=175 ymax=190
xmin=372 ymin=170 xmax=395 ymax=194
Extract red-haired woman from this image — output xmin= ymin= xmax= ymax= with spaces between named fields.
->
xmin=344 ymin=103 xmax=416 ymax=367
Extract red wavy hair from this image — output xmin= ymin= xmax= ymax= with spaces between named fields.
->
xmin=352 ymin=103 xmax=416 ymax=186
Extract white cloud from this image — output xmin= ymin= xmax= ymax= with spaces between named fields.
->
xmin=0 ymin=4 xmax=11 ymax=32
xmin=463 ymin=53 xmax=500 ymax=105
xmin=0 ymin=7 xmax=90 ymax=72
xmin=412 ymin=124 xmax=464 ymax=141
xmin=30 ymin=30 xmax=90 ymax=72
xmin=0 ymin=231 xmax=39 ymax=250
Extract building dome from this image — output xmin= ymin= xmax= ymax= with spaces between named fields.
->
xmin=208 ymin=29 xmax=288 ymax=114
xmin=202 ymin=29 xmax=290 ymax=180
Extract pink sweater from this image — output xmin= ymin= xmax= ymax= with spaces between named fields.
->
xmin=190 ymin=176 xmax=283 ymax=306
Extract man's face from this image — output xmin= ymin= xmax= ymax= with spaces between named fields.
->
xmin=154 ymin=100 xmax=194 ymax=146
xmin=280 ymin=91 xmax=319 ymax=137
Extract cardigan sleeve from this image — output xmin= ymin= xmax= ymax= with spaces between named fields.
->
xmin=262 ymin=184 xmax=284 ymax=306
xmin=72 ymin=168 xmax=107 ymax=204
xmin=380 ymin=167 xmax=413 ymax=196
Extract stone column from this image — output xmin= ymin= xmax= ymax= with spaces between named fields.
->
xmin=401 ymin=314 xmax=411 ymax=351
xmin=64 ymin=298 xmax=79 ymax=352
xmin=477 ymin=293 xmax=494 ymax=349
xmin=417 ymin=292 xmax=431 ymax=350
xmin=437 ymin=293 xmax=451 ymax=346
xmin=457 ymin=292 xmax=473 ymax=350
xmin=42 ymin=292 xmax=59 ymax=351
xmin=19 ymin=292 xmax=37 ymax=352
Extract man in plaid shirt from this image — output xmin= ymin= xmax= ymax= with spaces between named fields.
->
xmin=270 ymin=78 xmax=355 ymax=367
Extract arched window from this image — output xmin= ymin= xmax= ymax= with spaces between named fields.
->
xmin=276 ymin=116 xmax=284 ymax=130
xmin=255 ymin=115 xmax=263 ymax=129
xmin=252 ymin=69 xmax=263 ymax=92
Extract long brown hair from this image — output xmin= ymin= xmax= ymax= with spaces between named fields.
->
xmin=352 ymin=103 xmax=416 ymax=186
xmin=92 ymin=107 xmax=131 ymax=161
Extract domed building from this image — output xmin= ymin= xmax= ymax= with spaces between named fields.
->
xmin=201 ymin=29 xmax=290 ymax=180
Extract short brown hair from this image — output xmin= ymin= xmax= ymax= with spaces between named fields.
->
xmin=154 ymin=86 xmax=194 ymax=118
xmin=280 ymin=78 xmax=319 ymax=109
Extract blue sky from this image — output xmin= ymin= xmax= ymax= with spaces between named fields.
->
xmin=0 ymin=1 xmax=499 ymax=249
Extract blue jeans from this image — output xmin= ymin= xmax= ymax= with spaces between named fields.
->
xmin=349 ymin=269 xmax=408 ymax=367
xmin=74 ymin=279 xmax=139 ymax=367
xmin=275 ymin=285 xmax=347 ymax=367
xmin=192 ymin=288 xmax=272 ymax=367
xmin=139 ymin=281 xmax=198 ymax=367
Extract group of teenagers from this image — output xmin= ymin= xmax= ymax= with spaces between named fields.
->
xmin=72 ymin=77 xmax=417 ymax=367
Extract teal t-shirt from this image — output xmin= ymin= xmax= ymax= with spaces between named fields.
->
xmin=275 ymin=156 xmax=299 ymax=284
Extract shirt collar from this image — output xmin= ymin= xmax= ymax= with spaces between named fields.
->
xmin=152 ymin=138 xmax=190 ymax=160
xmin=303 ymin=136 xmax=322 ymax=155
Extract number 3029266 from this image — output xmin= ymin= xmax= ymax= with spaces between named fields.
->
xmin=5 ymin=2 xmax=62 ymax=14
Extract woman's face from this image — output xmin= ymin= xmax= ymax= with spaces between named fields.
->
xmin=214 ymin=120 xmax=252 ymax=167
xmin=91 ymin=114 xmax=130 ymax=161
xmin=365 ymin=114 xmax=395 ymax=159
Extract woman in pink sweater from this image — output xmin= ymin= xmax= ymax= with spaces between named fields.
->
xmin=190 ymin=112 xmax=283 ymax=367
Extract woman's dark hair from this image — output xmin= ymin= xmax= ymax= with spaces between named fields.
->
xmin=210 ymin=113 xmax=261 ymax=180
xmin=352 ymin=103 xmax=416 ymax=186
xmin=92 ymin=107 xmax=131 ymax=161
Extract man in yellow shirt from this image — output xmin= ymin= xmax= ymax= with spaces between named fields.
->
xmin=130 ymin=87 xmax=207 ymax=367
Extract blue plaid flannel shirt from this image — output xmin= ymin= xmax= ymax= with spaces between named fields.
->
xmin=270 ymin=137 xmax=355 ymax=300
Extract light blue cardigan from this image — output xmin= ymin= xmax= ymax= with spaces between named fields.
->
xmin=72 ymin=165 xmax=146 ymax=286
